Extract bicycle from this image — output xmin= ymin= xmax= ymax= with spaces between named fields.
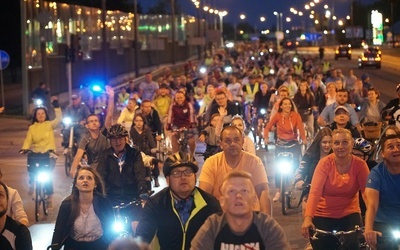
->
xmin=61 ymin=117 xmax=80 ymax=177
xmin=276 ymin=141 xmax=303 ymax=215
xmin=23 ymin=150 xmax=53 ymax=222
xmin=309 ymin=225 xmax=369 ymax=250
xmin=156 ymin=133 xmax=169 ymax=162
xmin=112 ymin=200 xmax=143 ymax=237
xmin=172 ymin=127 xmax=193 ymax=155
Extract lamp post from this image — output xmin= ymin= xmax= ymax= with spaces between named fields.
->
xmin=274 ymin=11 xmax=283 ymax=51
xmin=218 ymin=11 xmax=227 ymax=47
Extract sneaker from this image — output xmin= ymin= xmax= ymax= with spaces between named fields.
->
xmin=273 ymin=192 xmax=280 ymax=202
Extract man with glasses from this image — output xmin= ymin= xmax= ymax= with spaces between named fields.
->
xmin=69 ymin=86 xmax=114 ymax=177
xmin=136 ymin=152 xmax=221 ymax=250
xmin=97 ymin=124 xmax=148 ymax=231
xmin=206 ymin=89 xmax=239 ymax=127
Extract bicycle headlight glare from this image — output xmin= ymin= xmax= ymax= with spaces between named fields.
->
xmin=199 ymin=66 xmax=207 ymax=74
xmin=34 ymin=99 xmax=43 ymax=106
xmin=393 ymin=230 xmax=400 ymax=239
xmin=224 ymin=66 xmax=232 ymax=73
xmin=279 ymin=160 xmax=292 ymax=174
xmin=260 ymin=108 xmax=266 ymax=115
xmin=113 ymin=221 xmax=124 ymax=233
xmin=63 ymin=117 xmax=72 ymax=125
xmin=38 ymin=172 xmax=50 ymax=183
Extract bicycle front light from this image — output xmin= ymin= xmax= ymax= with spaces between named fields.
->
xmin=393 ymin=230 xmax=400 ymax=239
xmin=260 ymin=108 xmax=266 ymax=115
xmin=62 ymin=117 xmax=72 ymax=126
xmin=113 ymin=221 xmax=124 ymax=233
xmin=198 ymin=100 xmax=204 ymax=107
xmin=38 ymin=172 xmax=50 ymax=183
xmin=34 ymin=99 xmax=43 ymax=107
xmin=224 ymin=66 xmax=232 ymax=73
xmin=199 ymin=66 xmax=207 ymax=74
xmin=278 ymin=160 xmax=292 ymax=174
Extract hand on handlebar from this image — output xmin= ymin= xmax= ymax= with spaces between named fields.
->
xmin=364 ymin=230 xmax=382 ymax=247
xmin=301 ymin=217 xmax=315 ymax=239
xmin=19 ymin=149 xmax=29 ymax=154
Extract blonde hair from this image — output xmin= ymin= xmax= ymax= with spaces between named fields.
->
xmin=220 ymin=171 xmax=254 ymax=194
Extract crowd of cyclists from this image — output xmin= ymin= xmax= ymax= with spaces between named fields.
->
xmin=0 ymin=40 xmax=399 ymax=249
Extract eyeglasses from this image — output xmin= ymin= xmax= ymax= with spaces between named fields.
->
xmin=170 ymin=169 xmax=194 ymax=177
xmin=110 ymin=137 xmax=125 ymax=142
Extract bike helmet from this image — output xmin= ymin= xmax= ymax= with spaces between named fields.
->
xmin=353 ymin=138 xmax=373 ymax=155
xmin=163 ymin=152 xmax=198 ymax=177
xmin=107 ymin=124 xmax=129 ymax=138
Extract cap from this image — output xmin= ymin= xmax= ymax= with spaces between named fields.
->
xmin=71 ymin=94 xmax=79 ymax=100
xmin=361 ymin=74 xmax=369 ymax=81
xmin=334 ymin=105 xmax=349 ymax=114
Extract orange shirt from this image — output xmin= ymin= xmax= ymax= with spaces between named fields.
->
xmin=264 ymin=111 xmax=306 ymax=142
xmin=305 ymin=154 xmax=370 ymax=219
xmin=199 ymin=151 xmax=268 ymax=211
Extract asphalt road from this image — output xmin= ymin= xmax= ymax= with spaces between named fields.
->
xmin=1 ymin=46 xmax=400 ymax=249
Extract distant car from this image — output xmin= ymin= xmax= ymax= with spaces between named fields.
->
xmin=358 ymin=47 xmax=382 ymax=69
xmin=335 ymin=44 xmax=352 ymax=60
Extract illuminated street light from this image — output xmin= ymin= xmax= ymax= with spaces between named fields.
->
xmin=324 ymin=4 xmax=328 ymax=9
xmin=325 ymin=10 xmax=331 ymax=18
xmin=305 ymin=4 xmax=310 ymax=10
xmin=298 ymin=11 xmax=303 ymax=16
xmin=338 ymin=20 xmax=344 ymax=26
xmin=203 ymin=6 xmax=209 ymax=11
xmin=286 ymin=17 xmax=291 ymax=22
xmin=260 ymin=16 xmax=266 ymax=22
xmin=385 ymin=18 xmax=389 ymax=23
xmin=285 ymin=30 xmax=290 ymax=34
xmin=240 ymin=14 xmax=246 ymax=20
xmin=310 ymin=2 xmax=315 ymax=7
xmin=290 ymin=7 xmax=295 ymax=13
xmin=315 ymin=19 xmax=319 ymax=24
xmin=346 ymin=15 xmax=350 ymax=20
xmin=314 ymin=0 xmax=319 ymax=3
xmin=310 ymin=14 xmax=314 ymax=19
xmin=332 ymin=16 xmax=337 ymax=20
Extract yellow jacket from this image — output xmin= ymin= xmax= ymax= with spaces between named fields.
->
xmin=22 ymin=107 xmax=62 ymax=153
xmin=154 ymin=95 xmax=172 ymax=117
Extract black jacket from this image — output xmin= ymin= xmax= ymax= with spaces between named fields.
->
xmin=97 ymin=145 xmax=147 ymax=205
xmin=136 ymin=187 xmax=222 ymax=250
xmin=51 ymin=194 xmax=115 ymax=248
xmin=207 ymin=100 xmax=239 ymax=125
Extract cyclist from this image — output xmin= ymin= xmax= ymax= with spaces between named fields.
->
xmin=138 ymin=100 xmax=163 ymax=142
xmin=198 ymin=114 xmax=222 ymax=160
xmin=153 ymin=83 xmax=172 ymax=129
xmin=358 ymin=88 xmax=385 ymax=124
xmin=97 ymin=124 xmax=148 ymax=231
xmin=166 ymin=91 xmax=197 ymax=156
xmin=117 ymin=97 xmax=139 ymax=132
xmin=51 ymin=167 xmax=114 ymax=249
xmin=139 ymin=72 xmax=159 ymax=101
xmin=20 ymin=96 xmax=62 ymax=206
xmin=301 ymin=129 xmax=369 ymax=249
xmin=381 ymin=83 xmax=400 ymax=127
xmin=352 ymin=138 xmax=376 ymax=219
xmin=294 ymin=127 xmax=333 ymax=214
xmin=327 ymin=106 xmax=361 ymax=139
xmin=70 ymin=86 xmax=114 ymax=177
xmin=264 ymin=97 xmax=307 ymax=202
xmin=62 ymin=93 xmax=91 ymax=154
xmin=136 ymin=152 xmax=221 ymax=250
xmin=206 ymin=89 xmax=239 ymax=127
xmin=293 ymin=80 xmax=317 ymax=139
xmin=130 ymin=113 xmax=159 ymax=188
xmin=364 ymin=134 xmax=400 ymax=250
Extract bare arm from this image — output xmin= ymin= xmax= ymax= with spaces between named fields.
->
xmin=70 ymin=148 xmax=85 ymax=177
xmin=364 ymin=188 xmax=381 ymax=246
xmin=255 ymin=183 xmax=272 ymax=216
xmin=104 ymin=86 xmax=114 ymax=129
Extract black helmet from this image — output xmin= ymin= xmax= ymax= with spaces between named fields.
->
xmin=107 ymin=124 xmax=129 ymax=138
xmin=163 ymin=152 xmax=198 ymax=177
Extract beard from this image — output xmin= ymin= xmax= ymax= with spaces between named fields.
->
xmin=0 ymin=208 xmax=6 ymax=217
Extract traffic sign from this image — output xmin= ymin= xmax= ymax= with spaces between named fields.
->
xmin=0 ymin=50 xmax=10 ymax=70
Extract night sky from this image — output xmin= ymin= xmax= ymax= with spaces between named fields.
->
xmin=142 ymin=0 xmax=379 ymax=29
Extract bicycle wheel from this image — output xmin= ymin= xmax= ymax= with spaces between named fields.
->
xmin=42 ymin=185 xmax=48 ymax=216
xmin=35 ymin=182 xmax=40 ymax=222
xmin=286 ymin=181 xmax=303 ymax=210
xmin=281 ymin=174 xmax=290 ymax=215
xmin=64 ymin=150 xmax=72 ymax=177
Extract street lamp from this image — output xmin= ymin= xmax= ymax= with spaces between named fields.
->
xmin=240 ymin=14 xmax=246 ymax=20
xmin=274 ymin=11 xmax=283 ymax=51
xmin=218 ymin=10 xmax=227 ymax=47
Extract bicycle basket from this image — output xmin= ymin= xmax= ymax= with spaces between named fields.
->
xmin=362 ymin=122 xmax=381 ymax=139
